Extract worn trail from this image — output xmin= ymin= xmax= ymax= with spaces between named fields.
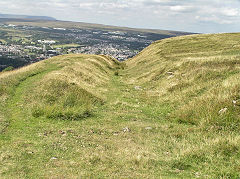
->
xmin=0 ymin=66 xmax=166 ymax=178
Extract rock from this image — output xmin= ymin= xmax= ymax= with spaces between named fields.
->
xmin=59 ymin=130 xmax=67 ymax=136
xmin=175 ymin=169 xmax=181 ymax=173
xmin=233 ymin=100 xmax=240 ymax=106
xmin=134 ymin=86 xmax=141 ymax=90
xmin=218 ymin=108 xmax=228 ymax=115
xmin=50 ymin=157 xmax=57 ymax=160
xmin=145 ymin=127 xmax=153 ymax=130
xmin=166 ymin=71 xmax=174 ymax=75
xmin=136 ymin=155 xmax=141 ymax=161
xmin=123 ymin=127 xmax=131 ymax=132
xmin=164 ymin=152 xmax=170 ymax=155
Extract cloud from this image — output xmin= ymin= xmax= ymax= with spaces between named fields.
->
xmin=143 ymin=0 xmax=180 ymax=6
xmin=195 ymin=15 xmax=234 ymax=24
xmin=78 ymin=3 xmax=95 ymax=9
xmin=0 ymin=0 xmax=240 ymax=33
xmin=221 ymin=8 xmax=239 ymax=16
xmin=169 ymin=5 xmax=194 ymax=12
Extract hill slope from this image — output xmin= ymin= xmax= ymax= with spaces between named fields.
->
xmin=124 ymin=33 xmax=240 ymax=177
xmin=125 ymin=33 xmax=240 ymax=126
xmin=0 ymin=54 xmax=120 ymax=128
xmin=1 ymin=33 xmax=240 ymax=178
xmin=0 ymin=18 xmax=192 ymax=36
xmin=0 ymin=13 xmax=55 ymax=20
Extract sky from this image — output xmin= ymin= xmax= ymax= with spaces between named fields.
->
xmin=0 ymin=0 xmax=240 ymax=33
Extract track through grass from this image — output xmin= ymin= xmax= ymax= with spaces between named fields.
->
xmin=1 ymin=33 xmax=240 ymax=178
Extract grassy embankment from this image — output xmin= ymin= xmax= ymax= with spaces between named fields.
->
xmin=124 ymin=33 xmax=240 ymax=178
xmin=1 ymin=33 xmax=240 ymax=178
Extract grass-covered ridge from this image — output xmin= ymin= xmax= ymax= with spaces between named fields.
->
xmin=124 ymin=33 xmax=240 ymax=178
xmin=1 ymin=33 xmax=240 ymax=178
xmin=125 ymin=33 xmax=240 ymax=128
xmin=0 ymin=54 xmax=119 ymax=122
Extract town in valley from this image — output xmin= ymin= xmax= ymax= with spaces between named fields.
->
xmin=0 ymin=21 xmax=183 ymax=71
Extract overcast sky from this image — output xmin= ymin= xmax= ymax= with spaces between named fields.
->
xmin=0 ymin=0 xmax=240 ymax=33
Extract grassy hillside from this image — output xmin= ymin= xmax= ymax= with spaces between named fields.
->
xmin=0 ymin=54 xmax=119 ymax=121
xmin=0 ymin=54 xmax=123 ymax=178
xmin=124 ymin=33 xmax=240 ymax=178
xmin=125 ymin=33 xmax=240 ymax=126
xmin=1 ymin=33 xmax=240 ymax=178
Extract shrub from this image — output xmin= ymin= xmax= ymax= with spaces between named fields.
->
xmin=2 ymin=66 xmax=14 ymax=72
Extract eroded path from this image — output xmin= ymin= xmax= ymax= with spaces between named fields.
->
xmin=0 ymin=66 xmax=174 ymax=178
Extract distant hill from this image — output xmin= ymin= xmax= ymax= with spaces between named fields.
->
xmin=0 ymin=17 xmax=193 ymax=36
xmin=0 ymin=13 xmax=56 ymax=20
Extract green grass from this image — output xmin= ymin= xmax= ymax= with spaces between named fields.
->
xmin=1 ymin=33 xmax=240 ymax=178
xmin=0 ymin=39 xmax=7 ymax=44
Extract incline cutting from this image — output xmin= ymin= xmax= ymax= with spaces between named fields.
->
xmin=1 ymin=33 xmax=240 ymax=178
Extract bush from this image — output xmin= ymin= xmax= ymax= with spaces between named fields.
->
xmin=2 ymin=66 xmax=14 ymax=72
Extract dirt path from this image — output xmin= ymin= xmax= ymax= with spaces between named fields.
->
xmin=0 ymin=68 xmax=165 ymax=178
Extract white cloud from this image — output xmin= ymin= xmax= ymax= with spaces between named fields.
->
xmin=170 ymin=5 xmax=192 ymax=12
xmin=0 ymin=0 xmax=240 ymax=33
xmin=78 ymin=3 xmax=95 ymax=8
xmin=222 ymin=8 xmax=239 ymax=16
xmin=195 ymin=15 xmax=234 ymax=24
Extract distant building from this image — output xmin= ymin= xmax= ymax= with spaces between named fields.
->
xmin=38 ymin=40 xmax=56 ymax=44
xmin=53 ymin=28 xmax=66 ymax=31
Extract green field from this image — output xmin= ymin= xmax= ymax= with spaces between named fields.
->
xmin=1 ymin=33 xmax=240 ymax=178
xmin=0 ymin=39 xmax=7 ymax=44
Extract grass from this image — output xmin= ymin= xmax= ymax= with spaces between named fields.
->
xmin=124 ymin=33 xmax=240 ymax=178
xmin=1 ymin=33 xmax=240 ymax=178
xmin=2 ymin=66 xmax=14 ymax=72
xmin=0 ymin=39 xmax=7 ymax=44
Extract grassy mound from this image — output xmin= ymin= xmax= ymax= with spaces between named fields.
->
xmin=0 ymin=54 xmax=120 ymax=122
xmin=122 ymin=33 xmax=240 ymax=178
xmin=125 ymin=33 xmax=240 ymax=130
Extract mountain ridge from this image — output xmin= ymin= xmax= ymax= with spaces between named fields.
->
xmin=0 ymin=13 xmax=56 ymax=20
xmin=0 ymin=16 xmax=194 ymax=36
